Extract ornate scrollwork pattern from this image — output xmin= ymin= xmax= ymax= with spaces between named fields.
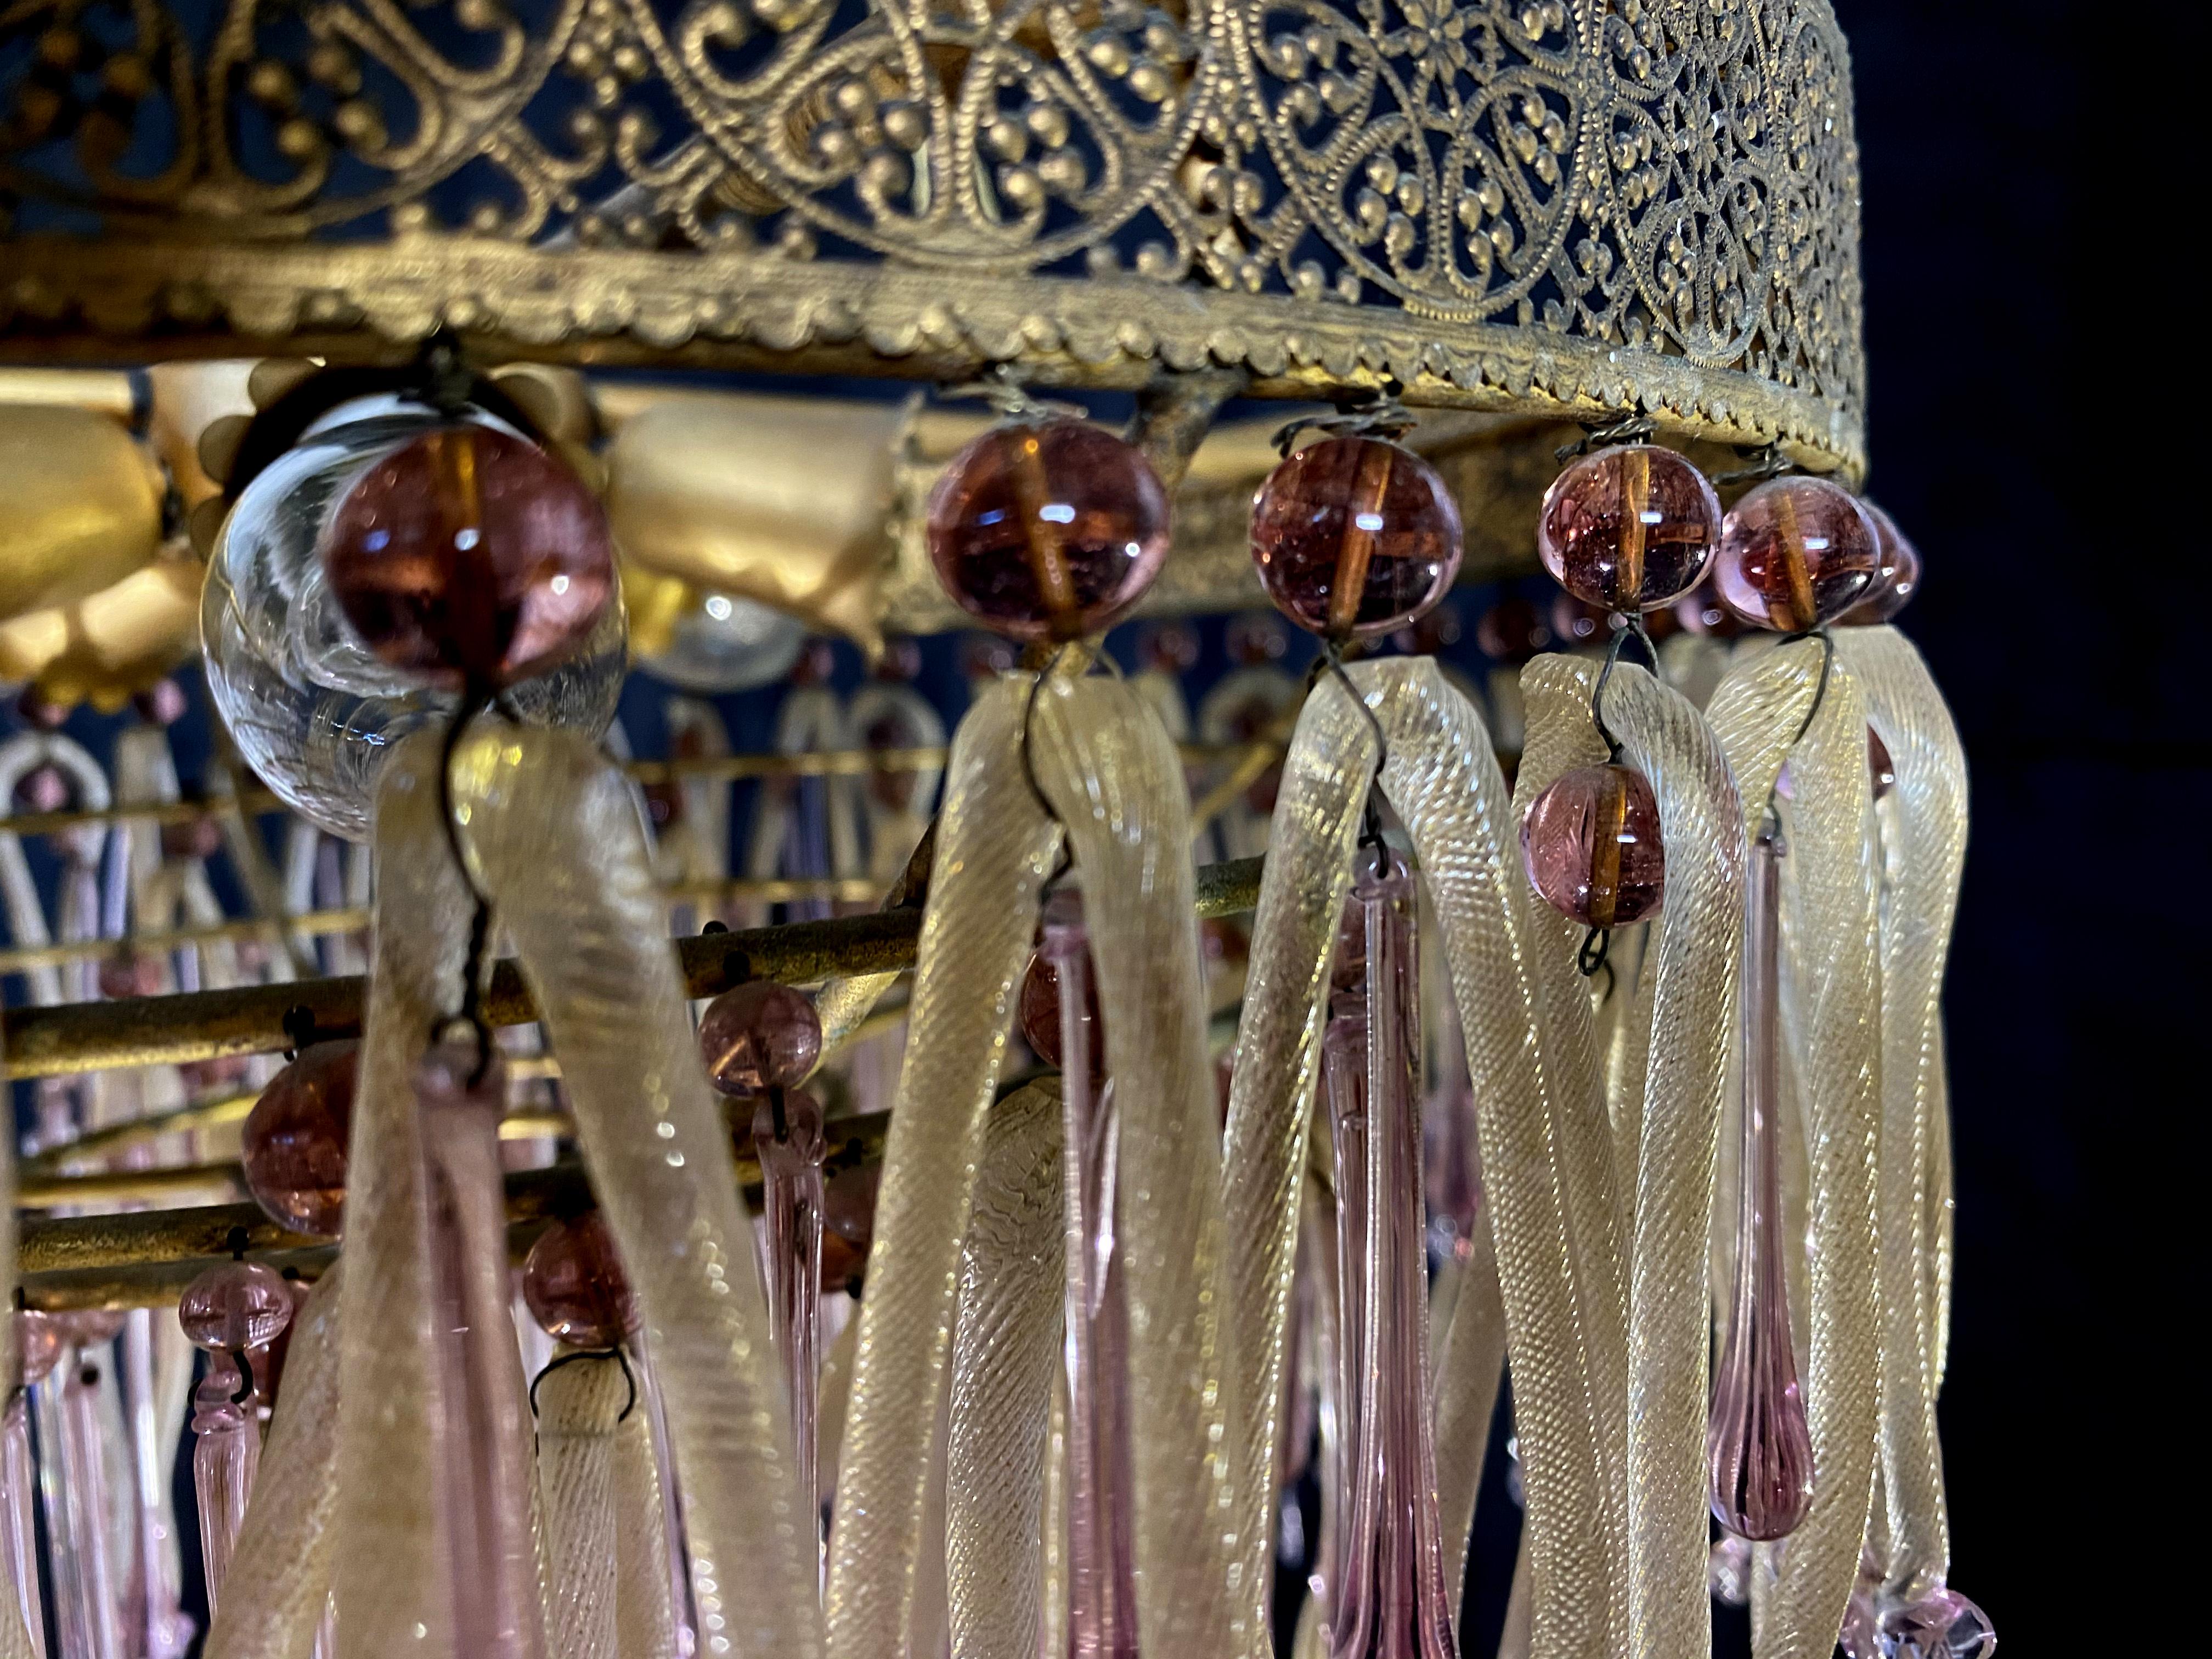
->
xmin=0 ymin=0 xmax=1863 ymax=468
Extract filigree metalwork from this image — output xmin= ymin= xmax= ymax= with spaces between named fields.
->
xmin=0 ymin=0 xmax=1864 ymax=470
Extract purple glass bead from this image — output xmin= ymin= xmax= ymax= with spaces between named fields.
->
xmin=1520 ymin=764 xmax=1666 ymax=929
xmin=1251 ymin=436 xmax=1463 ymax=640
xmin=1018 ymin=935 xmax=1107 ymax=1082
xmin=241 ymin=1041 xmax=356 ymax=1237
xmin=1474 ymin=596 xmax=1551 ymax=664
xmin=1840 ymin=1583 xmax=1996 ymax=1659
xmin=1714 ymin=476 xmax=1882 ymax=632
xmin=1538 ymin=444 xmax=1720 ymax=612
xmin=925 ymin=418 xmax=1170 ymax=642
xmin=1842 ymin=503 xmax=1922 ymax=625
xmin=699 ymin=981 xmax=822 ymax=1096
xmin=522 ymin=1213 xmax=637 ymax=1348
xmin=177 ymin=1261 xmax=296 ymax=1353
xmin=319 ymin=425 xmax=616 ymax=689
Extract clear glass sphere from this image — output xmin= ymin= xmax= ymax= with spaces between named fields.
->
xmin=201 ymin=394 xmax=627 ymax=842
xmin=636 ymin=590 xmax=806 ymax=693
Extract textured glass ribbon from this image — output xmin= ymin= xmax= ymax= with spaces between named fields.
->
xmin=1223 ymin=655 xmax=1630 ymax=1659
xmin=334 ymin=731 xmax=473 ymax=1659
xmin=535 ymin=1355 xmax=627 ymax=1659
xmin=1028 ymin=670 xmax=1242 ymax=1659
xmin=1429 ymin=1217 xmax=1504 ymax=1616
xmin=945 ymin=1080 xmax=1064 ymax=1659
xmin=1832 ymin=625 xmax=1965 ymax=1595
xmin=0 ymin=1034 xmax=35 ymax=1659
xmin=1525 ymin=657 xmax=1747 ymax=1659
xmin=826 ymin=675 xmax=1062 ymax=1659
xmin=1706 ymin=641 xmax=1882 ymax=1659
xmin=611 ymin=1383 xmax=679 ymax=1659
xmin=204 ymin=1268 xmax=342 ymax=1659
xmin=448 ymin=724 xmax=823 ymax=1659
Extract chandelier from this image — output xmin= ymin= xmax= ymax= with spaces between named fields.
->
xmin=0 ymin=0 xmax=1989 ymax=1656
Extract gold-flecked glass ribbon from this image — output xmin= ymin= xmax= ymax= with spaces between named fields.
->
xmin=1521 ymin=656 xmax=1747 ymax=1659
xmin=534 ymin=1354 xmax=628 ymax=1659
xmin=334 ymin=733 xmax=475 ymax=1659
xmin=203 ymin=1268 xmax=343 ymax=1659
xmin=1223 ymin=656 xmax=1632 ymax=1659
xmin=945 ymin=1080 xmax=1064 ymax=1659
xmin=450 ymin=724 xmax=824 ymax=1659
xmin=826 ymin=676 xmax=1061 ymax=1659
xmin=1833 ymin=625 xmax=1966 ymax=1596
xmin=1706 ymin=640 xmax=1882 ymax=1659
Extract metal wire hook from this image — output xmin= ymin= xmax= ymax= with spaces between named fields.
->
xmin=529 ymin=1347 xmax=639 ymax=1424
xmin=1271 ymin=380 xmax=1417 ymax=456
xmin=1590 ymin=613 xmax=1660 ymax=759
xmin=437 ymin=686 xmax=500 ymax=1085
xmin=1554 ymin=414 xmax=1657 ymax=464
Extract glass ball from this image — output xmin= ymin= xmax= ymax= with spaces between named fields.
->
xmin=926 ymin=418 xmax=1170 ymax=641
xmin=1538 ymin=444 xmax=1720 ymax=612
xmin=1018 ymin=944 xmax=1106 ymax=1081
xmin=1842 ymin=502 xmax=1922 ymax=624
xmin=522 ymin=1213 xmax=636 ymax=1348
xmin=1840 ymin=1584 xmax=1995 ymax=1659
xmin=1520 ymin=763 xmax=1666 ymax=929
xmin=636 ymin=590 xmax=806 ymax=693
xmin=16 ymin=1312 xmax=65 ymax=1386
xmin=1714 ymin=476 xmax=1881 ymax=632
xmin=202 ymin=394 xmax=627 ymax=842
xmin=178 ymin=1260 xmax=296 ymax=1352
xmin=699 ymin=981 xmax=822 ymax=1096
xmin=241 ymin=1041 xmax=357 ymax=1237
xmin=1226 ymin=611 xmax=1290 ymax=665
xmin=1250 ymin=436 xmax=1463 ymax=639
xmin=319 ymin=425 xmax=614 ymax=687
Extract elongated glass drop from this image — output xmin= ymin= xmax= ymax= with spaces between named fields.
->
xmin=417 ymin=1040 xmax=548 ymax=1659
xmin=1324 ymin=855 xmax=1458 ymax=1659
xmin=753 ymin=1087 xmax=828 ymax=1584
xmin=1707 ymin=816 xmax=1815 ymax=1540
xmin=190 ymin=1359 xmax=261 ymax=1617
xmin=3 ymin=1370 xmax=47 ymax=1649
xmin=39 ymin=1329 xmax=125 ymax=1659
xmin=1042 ymin=889 xmax=1140 ymax=1659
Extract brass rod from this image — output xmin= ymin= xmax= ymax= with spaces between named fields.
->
xmin=1 ymin=856 xmax=1263 ymax=1082
xmin=16 ymin=1163 xmax=246 ymax=1209
xmin=15 ymin=1111 xmax=893 ymax=1308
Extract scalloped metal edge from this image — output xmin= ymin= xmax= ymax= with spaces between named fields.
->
xmin=1 ymin=233 xmax=1864 ymax=478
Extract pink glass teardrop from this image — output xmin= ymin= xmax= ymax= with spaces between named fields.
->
xmin=1840 ymin=1582 xmax=1996 ymax=1659
xmin=1323 ymin=856 xmax=1458 ymax=1659
xmin=752 ymin=1087 xmax=827 ymax=1578
xmin=1706 ymin=820 xmax=1815 ymax=1541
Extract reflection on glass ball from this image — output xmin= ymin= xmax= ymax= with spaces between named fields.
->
xmin=635 ymin=588 xmax=806 ymax=693
xmin=201 ymin=395 xmax=627 ymax=842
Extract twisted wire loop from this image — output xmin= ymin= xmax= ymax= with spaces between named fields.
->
xmin=945 ymin=1080 xmax=1064 ymax=1659
xmin=1029 ymin=671 xmax=1243 ymax=1659
xmin=1378 ymin=656 xmax=1627 ymax=1659
xmin=0 ymin=1022 xmax=34 ymax=1659
xmin=534 ymin=1352 xmax=628 ymax=1659
xmin=825 ymin=678 xmax=1063 ymax=1659
xmin=201 ymin=1267 xmax=344 ymax=1659
xmin=449 ymin=726 xmax=823 ymax=1659
xmin=334 ymin=731 xmax=475 ymax=1659
xmin=1707 ymin=641 xmax=1882 ymax=1659
xmin=1578 ymin=659 xmax=1748 ymax=1659
xmin=1832 ymin=627 xmax=1967 ymax=1595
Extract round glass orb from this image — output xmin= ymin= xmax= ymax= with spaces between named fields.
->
xmin=1714 ymin=476 xmax=1881 ymax=632
xmin=1841 ymin=502 xmax=1922 ymax=625
xmin=1475 ymin=596 xmax=1551 ymax=664
xmin=522 ymin=1213 xmax=636 ymax=1348
xmin=1250 ymin=436 xmax=1463 ymax=639
xmin=177 ymin=1260 xmax=296 ymax=1352
xmin=699 ymin=981 xmax=822 ymax=1096
xmin=636 ymin=590 xmax=806 ymax=693
xmin=1840 ymin=1584 xmax=1995 ymax=1659
xmin=202 ymin=394 xmax=627 ymax=842
xmin=320 ymin=425 xmax=614 ymax=686
xmin=241 ymin=1041 xmax=357 ymax=1237
xmin=1017 ymin=945 xmax=1106 ymax=1080
xmin=1672 ymin=580 xmax=1745 ymax=639
xmin=1538 ymin=445 xmax=1721 ymax=612
xmin=926 ymin=418 xmax=1171 ymax=641
xmin=1520 ymin=763 xmax=1666 ymax=929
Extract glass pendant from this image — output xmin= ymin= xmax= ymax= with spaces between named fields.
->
xmin=35 ymin=1315 xmax=126 ymax=1659
xmin=1706 ymin=816 xmax=1815 ymax=1541
xmin=1323 ymin=854 xmax=1458 ymax=1659
xmin=1035 ymin=889 xmax=1139 ymax=1659
xmin=416 ymin=1038 xmax=548 ymax=1659
xmin=177 ymin=1261 xmax=295 ymax=1616
xmin=753 ymin=1087 xmax=828 ymax=1578
xmin=6 ymin=1314 xmax=62 ymax=1646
